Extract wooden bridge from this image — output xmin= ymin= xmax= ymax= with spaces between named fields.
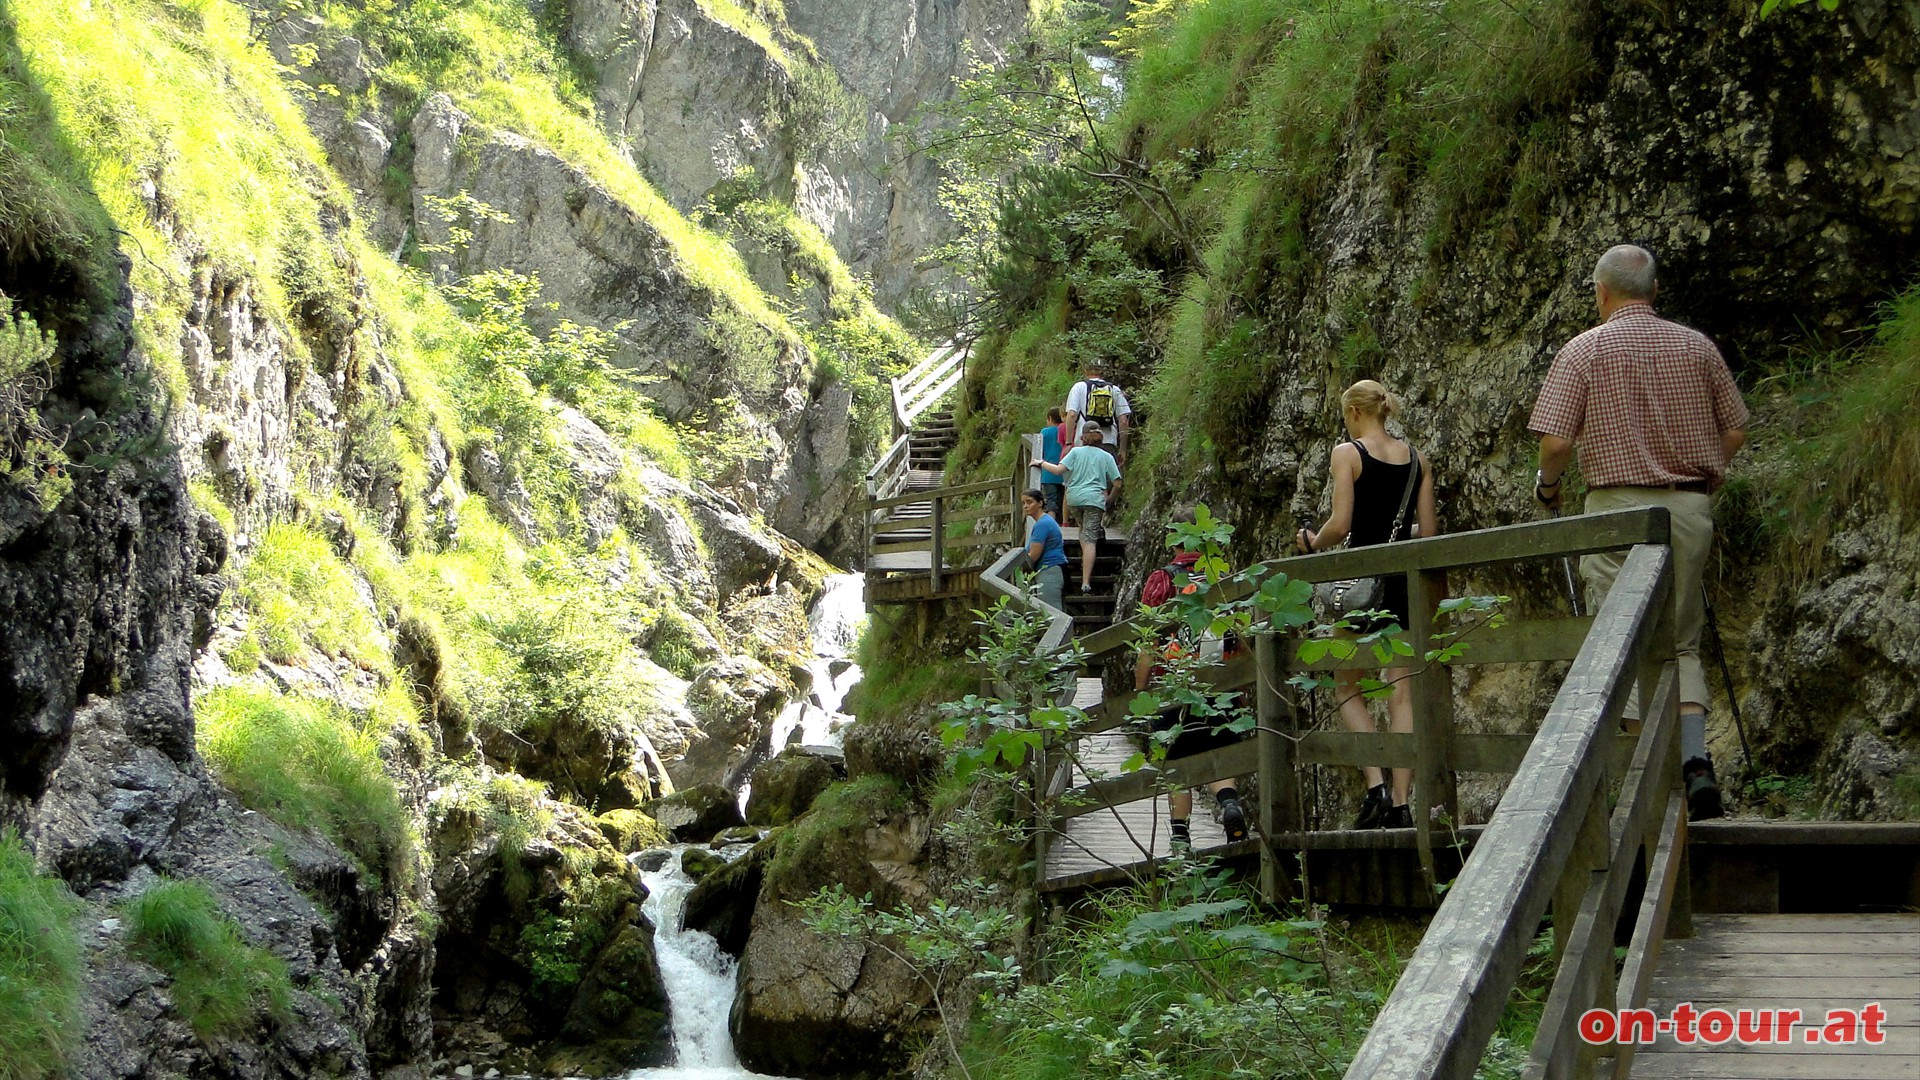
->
xmin=970 ymin=506 xmax=1920 ymax=1079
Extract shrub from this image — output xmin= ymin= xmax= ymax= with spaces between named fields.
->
xmin=0 ymin=833 xmax=82 ymax=1078
xmin=124 ymin=879 xmax=293 ymax=1037
xmin=196 ymin=685 xmax=414 ymax=889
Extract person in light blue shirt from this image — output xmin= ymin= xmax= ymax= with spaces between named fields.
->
xmin=1020 ymin=488 xmax=1068 ymax=611
xmin=1036 ymin=426 xmax=1123 ymax=593
xmin=1038 ymin=407 xmax=1067 ymax=522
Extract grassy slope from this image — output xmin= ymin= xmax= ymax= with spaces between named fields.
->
xmin=953 ymin=0 xmax=1591 ymax=490
xmin=0 ymin=0 xmax=911 ymax=894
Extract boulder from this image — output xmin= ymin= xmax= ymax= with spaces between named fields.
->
xmin=595 ymin=809 xmax=670 ymax=854
xmin=682 ymin=836 xmax=772 ymax=957
xmin=680 ymin=846 xmax=726 ymax=881
xmin=843 ymin=715 xmax=946 ymax=793
xmin=712 ymin=825 xmax=764 ymax=846
xmin=745 ymin=751 xmax=836 ymax=826
xmin=644 ymin=784 xmax=746 ymax=842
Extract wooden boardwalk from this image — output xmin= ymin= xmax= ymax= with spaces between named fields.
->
xmin=1041 ymin=678 xmax=1254 ymax=890
xmin=1629 ymin=913 xmax=1920 ymax=1079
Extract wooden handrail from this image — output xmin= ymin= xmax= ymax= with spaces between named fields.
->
xmin=1344 ymin=543 xmax=1677 ymax=1080
xmin=890 ymin=341 xmax=968 ymax=436
xmin=1075 ymin=507 xmax=1671 ymax=661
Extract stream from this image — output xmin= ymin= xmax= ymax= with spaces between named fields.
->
xmin=619 ymin=849 xmax=796 ymax=1080
xmin=623 ymin=576 xmax=864 ymax=1080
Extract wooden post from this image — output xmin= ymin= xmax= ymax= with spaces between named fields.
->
xmin=1406 ymin=568 xmax=1456 ymax=892
xmin=930 ymin=493 xmax=945 ymax=594
xmin=1256 ymin=632 xmax=1300 ymax=903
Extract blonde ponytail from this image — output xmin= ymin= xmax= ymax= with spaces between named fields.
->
xmin=1341 ymin=379 xmax=1400 ymax=422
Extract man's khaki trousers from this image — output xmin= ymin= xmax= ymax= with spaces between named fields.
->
xmin=1579 ymin=486 xmax=1715 ymax=713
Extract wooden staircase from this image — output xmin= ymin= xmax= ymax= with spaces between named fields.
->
xmin=863 ymin=346 xmax=1023 ymax=604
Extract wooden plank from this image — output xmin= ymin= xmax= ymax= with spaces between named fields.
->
xmin=942 ymin=530 xmax=1017 ymax=551
xmin=1665 ymin=933 xmax=1920 ymax=953
xmin=1257 ymin=632 xmax=1298 ymax=902
xmin=1294 ymin=730 xmax=1640 ymax=775
xmin=1343 ymin=544 xmax=1671 ymax=1080
xmin=1628 ymin=1054 xmax=1919 ymax=1079
xmin=1635 ymin=1028 xmax=1920 ymax=1054
xmin=943 ymin=502 xmax=1013 ymax=526
xmin=1649 ymin=975 xmax=1920 ymax=997
xmin=1613 ymin=795 xmax=1688 ymax=1080
xmin=1688 ymin=822 xmax=1920 ymax=847
xmin=1652 ymin=954 xmax=1920 ymax=978
xmin=1054 ymin=741 xmax=1260 ymax=821
xmin=869 ymin=476 xmax=1009 ymax=511
xmin=1685 ymin=914 xmax=1920 ymax=934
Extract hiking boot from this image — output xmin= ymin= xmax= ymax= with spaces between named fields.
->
xmin=1686 ymin=758 xmax=1724 ymax=821
xmin=1169 ymin=820 xmax=1192 ymax=853
xmin=1383 ymin=804 xmax=1414 ymax=829
xmin=1353 ymin=783 xmax=1391 ymax=830
xmin=1219 ymin=796 xmax=1249 ymax=842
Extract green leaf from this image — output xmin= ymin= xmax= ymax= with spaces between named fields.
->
xmin=1121 ymin=751 xmax=1147 ymax=772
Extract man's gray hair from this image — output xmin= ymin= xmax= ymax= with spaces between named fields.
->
xmin=1593 ymin=244 xmax=1657 ymax=299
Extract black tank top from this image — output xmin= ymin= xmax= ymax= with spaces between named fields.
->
xmin=1349 ymin=439 xmax=1418 ymax=548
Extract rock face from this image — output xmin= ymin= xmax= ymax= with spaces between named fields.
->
xmin=745 ymin=749 xmax=837 ymax=826
xmin=1057 ymin=0 xmax=1920 ymax=810
xmin=429 ymin=791 xmax=670 ymax=1073
xmin=787 ymin=0 xmax=1029 ymax=306
xmin=563 ymin=0 xmax=1031 ymax=307
xmin=733 ymin=808 xmax=935 ymax=1078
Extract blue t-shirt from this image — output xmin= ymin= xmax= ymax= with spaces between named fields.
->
xmin=1059 ymin=445 xmax=1122 ymax=509
xmin=1027 ymin=513 xmax=1068 ymax=567
xmin=1039 ymin=427 xmax=1064 ymax=487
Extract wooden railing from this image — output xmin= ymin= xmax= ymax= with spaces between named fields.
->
xmin=1344 ymin=542 xmax=1688 ymax=1080
xmin=891 ymin=341 xmax=966 ymax=439
xmin=974 ymin=506 xmax=1691 ymax=1077
xmin=867 ymin=478 xmax=1021 ymax=593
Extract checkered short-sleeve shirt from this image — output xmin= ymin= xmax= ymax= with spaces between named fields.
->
xmin=1528 ymin=303 xmax=1749 ymax=490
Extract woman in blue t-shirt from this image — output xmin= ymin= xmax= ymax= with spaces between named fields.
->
xmin=1020 ymin=488 xmax=1069 ymax=612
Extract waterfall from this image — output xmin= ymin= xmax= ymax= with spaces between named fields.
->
xmin=764 ymin=573 xmax=865 ymax=752
xmin=621 ymin=850 xmax=796 ymax=1080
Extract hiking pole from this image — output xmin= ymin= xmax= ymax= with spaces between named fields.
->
xmin=1549 ymin=508 xmax=1584 ymax=616
xmin=1701 ymin=584 xmax=1757 ymax=783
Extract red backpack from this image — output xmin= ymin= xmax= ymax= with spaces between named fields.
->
xmin=1141 ymin=551 xmax=1203 ymax=609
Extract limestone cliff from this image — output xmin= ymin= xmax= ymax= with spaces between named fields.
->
xmin=948 ymin=0 xmax=1920 ymax=816
xmin=0 ymin=0 xmax=1022 ymax=1074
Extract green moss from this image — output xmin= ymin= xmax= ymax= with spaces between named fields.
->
xmin=124 ymin=879 xmax=294 ymax=1037
xmin=0 ymin=833 xmax=82 ymax=1079
xmin=765 ymin=774 xmax=905 ymax=890
xmin=594 ymin=809 xmax=670 ymax=853
xmin=196 ymin=685 xmax=416 ymax=889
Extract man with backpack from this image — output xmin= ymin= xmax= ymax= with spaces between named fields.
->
xmin=1064 ymin=360 xmax=1132 ymax=467
xmin=1135 ymin=528 xmax=1249 ymax=849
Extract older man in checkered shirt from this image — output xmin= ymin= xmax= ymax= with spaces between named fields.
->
xmin=1529 ymin=244 xmax=1748 ymax=821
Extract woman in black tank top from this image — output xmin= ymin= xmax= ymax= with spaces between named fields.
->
xmin=1295 ymin=381 xmax=1439 ymax=830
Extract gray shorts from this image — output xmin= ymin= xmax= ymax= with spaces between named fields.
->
xmin=1074 ymin=504 xmax=1106 ymax=545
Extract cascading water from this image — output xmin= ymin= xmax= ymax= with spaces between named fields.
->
xmin=765 ymin=572 xmax=865 ymax=752
xmin=621 ymin=850 xmax=797 ymax=1080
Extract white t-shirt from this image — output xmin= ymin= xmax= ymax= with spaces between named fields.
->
xmin=1065 ymin=379 xmax=1132 ymax=447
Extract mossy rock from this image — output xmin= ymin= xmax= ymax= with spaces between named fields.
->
xmin=745 ymin=751 xmax=836 ymax=826
xmin=554 ymin=924 xmax=670 ymax=1069
xmin=843 ymin=715 xmax=945 ymax=793
xmin=680 ymin=846 xmax=726 ymax=881
xmin=713 ymin=825 xmax=765 ymax=845
xmin=682 ymin=836 xmax=773 ymax=956
xmin=595 ymin=809 xmax=669 ymax=853
xmin=644 ymin=783 xmax=746 ymax=842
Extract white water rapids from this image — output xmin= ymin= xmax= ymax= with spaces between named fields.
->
xmin=620 ymin=850 xmax=797 ymax=1080
xmin=623 ymin=575 xmax=864 ymax=1080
